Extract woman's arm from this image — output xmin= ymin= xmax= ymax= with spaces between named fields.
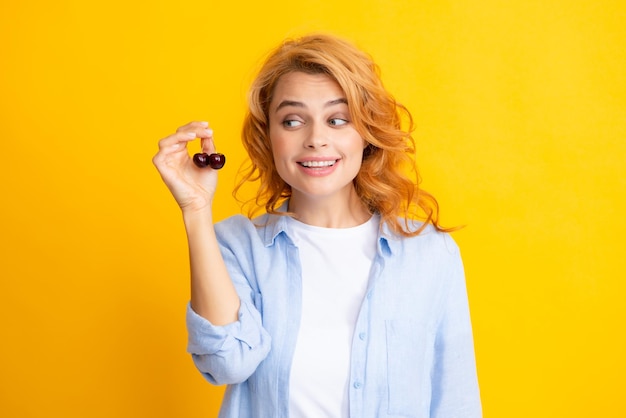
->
xmin=183 ymin=208 xmax=240 ymax=325
xmin=430 ymin=240 xmax=482 ymax=417
xmin=152 ymin=121 xmax=239 ymax=325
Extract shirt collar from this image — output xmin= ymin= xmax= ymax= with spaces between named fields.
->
xmin=257 ymin=200 xmax=397 ymax=256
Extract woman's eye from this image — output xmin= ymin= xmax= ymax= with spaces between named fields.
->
xmin=283 ymin=119 xmax=303 ymax=128
xmin=329 ymin=118 xmax=348 ymax=126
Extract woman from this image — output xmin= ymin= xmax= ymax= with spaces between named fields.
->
xmin=153 ymin=33 xmax=481 ymax=418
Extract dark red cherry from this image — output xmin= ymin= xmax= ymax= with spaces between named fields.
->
xmin=208 ymin=153 xmax=226 ymax=169
xmin=193 ymin=153 xmax=210 ymax=168
xmin=193 ymin=152 xmax=226 ymax=170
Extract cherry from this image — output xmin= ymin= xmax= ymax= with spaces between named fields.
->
xmin=193 ymin=153 xmax=226 ymax=170
xmin=208 ymin=153 xmax=226 ymax=169
xmin=193 ymin=153 xmax=209 ymax=167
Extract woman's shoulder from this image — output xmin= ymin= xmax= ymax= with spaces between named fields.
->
xmin=384 ymin=219 xmax=460 ymax=257
xmin=215 ymin=213 xmax=256 ymax=229
xmin=214 ymin=212 xmax=278 ymax=247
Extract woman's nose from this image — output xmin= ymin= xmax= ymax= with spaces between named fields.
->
xmin=303 ymin=123 xmax=329 ymax=149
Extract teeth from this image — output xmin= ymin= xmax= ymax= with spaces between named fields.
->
xmin=300 ymin=160 xmax=336 ymax=168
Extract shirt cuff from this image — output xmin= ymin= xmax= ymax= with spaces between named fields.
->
xmin=186 ymin=301 xmax=263 ymax=355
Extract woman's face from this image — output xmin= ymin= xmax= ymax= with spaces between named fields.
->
xmin=268 ymin=71 xmax=365 ymax=206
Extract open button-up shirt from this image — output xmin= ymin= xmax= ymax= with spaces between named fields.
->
xmin=186 ymin=211 xmax=482 ymax=418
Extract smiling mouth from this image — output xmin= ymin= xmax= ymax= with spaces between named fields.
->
xmin=298 ymin=160 xmax=338 ymax=168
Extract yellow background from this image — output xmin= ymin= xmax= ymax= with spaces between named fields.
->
xmin=1 ymin=0 xmax=625 ymax=417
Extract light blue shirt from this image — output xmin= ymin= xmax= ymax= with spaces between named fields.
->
xmin=186 ymin=210 xmax=482 ymax=418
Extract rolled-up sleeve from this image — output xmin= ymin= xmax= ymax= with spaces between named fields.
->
xmin=186 ymin=299 xmax=272 ymax=385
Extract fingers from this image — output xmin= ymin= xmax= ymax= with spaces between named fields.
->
xmin=176 ymin=121 xmax=215 ymax=153
xmin=176 ymin=121 xmax=214 ymax=144
xmin=156 ymin=132 xmax=194 ymax=159
xmin=176 ymin=120 xmax=209 ymax=133
xmin=201 ymin=135 xmax=216 ymax=155
xmin=158 ymin=122 xmax=212 ymax=150
xmin=154 ymin=121 xmax=219 ymax=165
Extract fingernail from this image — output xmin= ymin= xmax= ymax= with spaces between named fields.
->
xmin=185 ymin=132 xmax=196 ymax=138
xmin=205 ymin=129 xmax=213 ymax=136
xmin=199 ymin=121 xmax=209 ymax=127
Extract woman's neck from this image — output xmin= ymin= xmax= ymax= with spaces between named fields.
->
xmin=288 ymin=188 xmax=371 ymax=228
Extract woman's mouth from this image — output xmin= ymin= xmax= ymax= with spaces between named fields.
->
xmin=298 ymin=160 xmax=338 ymax=168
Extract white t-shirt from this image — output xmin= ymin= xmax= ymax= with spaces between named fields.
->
xmin=287 ymin=215 xmax=379 ymax=418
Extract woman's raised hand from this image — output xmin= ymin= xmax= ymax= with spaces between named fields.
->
xmin=153 ymin=121 xmax=220 ymax=213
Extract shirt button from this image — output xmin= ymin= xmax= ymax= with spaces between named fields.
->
xmin=353 ymin=381 xmax=362 ymax=389
xmin=359 ymin=332 xmax=366 ymax=341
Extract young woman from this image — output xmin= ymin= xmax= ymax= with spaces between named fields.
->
xmin=153 ymin=33 xmax=481 ymax=418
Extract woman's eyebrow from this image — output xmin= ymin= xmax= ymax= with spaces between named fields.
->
xmin=274 ymin=98 xmax=348 ymax=113
xmin=275 ymin=100 xmax=304 ymax=112
xmin=326 ymin=98 xmax=348 ymax=107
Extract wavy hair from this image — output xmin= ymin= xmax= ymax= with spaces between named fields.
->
xmin=235 ymin=33 xmax=455 ymax=236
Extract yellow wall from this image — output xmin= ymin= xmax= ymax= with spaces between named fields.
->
xmin=1 ymin=0 xmax=624 ymax=416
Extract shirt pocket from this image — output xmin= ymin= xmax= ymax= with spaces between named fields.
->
xmin=385 ymin=319 xmax=435 ymax=416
